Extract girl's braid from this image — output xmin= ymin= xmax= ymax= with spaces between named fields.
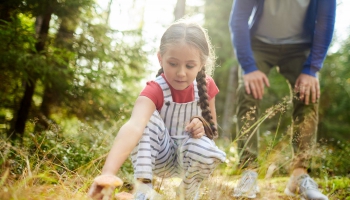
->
xmin=196 ymin=68 xmax=218 ymax=139
xmin=156 ymin=68 xmax=163 ymax=77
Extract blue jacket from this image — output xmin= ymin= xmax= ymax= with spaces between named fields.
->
xmin=229 ymin=0 xmax=336 ymax=77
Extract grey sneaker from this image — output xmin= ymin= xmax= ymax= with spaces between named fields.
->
xmin=284 ymin=174 xmax=328 ymax=200
xmin=233 ymin=170 xmax=259 ymax=199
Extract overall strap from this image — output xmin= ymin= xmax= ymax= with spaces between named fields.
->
xmin=155 ymin=76 xmax=173 ymax=102
xmin=193 ymin=79 xmax=199 ymax=101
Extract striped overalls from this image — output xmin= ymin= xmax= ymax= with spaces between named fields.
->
xmin=131 ymin=76 xmax=226 ymax=198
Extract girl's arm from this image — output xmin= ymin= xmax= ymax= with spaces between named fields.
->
xmin=101 ymin=96 xmax=156 ymax=175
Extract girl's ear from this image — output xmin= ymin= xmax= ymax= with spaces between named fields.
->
xmin=157 ymin=52 xmax=162 ymax=65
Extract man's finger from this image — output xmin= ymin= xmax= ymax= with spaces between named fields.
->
xmin=294 ymin=85 xmax=299 ymax=93
xmin=316 ymin=83 xmax=321 ymax=100
xmin=245 ymin=81 xmax=251 ymax=95
xmin=299 ymin=85 xmax=305 ymax=100
xmin=263 ymin=76 xmax=270 ymax=87
xmin=304 ymin=88 xmax=310 ymax=105
xmin=311 ymin=85 xmax=317 ymax=103
xmin=250 ymin=82 xmax=258 ymax=99
xmin=257 ymin=79 xmax=264 ymax=99
xmin=294 ymin=79 xmax=300 ymax=93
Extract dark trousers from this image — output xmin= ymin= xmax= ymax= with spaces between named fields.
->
xmin=236 ymin=38 xmax=318 ymax=170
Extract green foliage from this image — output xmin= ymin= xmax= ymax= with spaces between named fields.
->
xmin=258 ymin=68 xmax=293 ymax=136
xmin=65 ymin=16 xmax=148 ymax=126
xmin=0 ymin=0 xmax=149 ymax=137
xmin=318 ymin=37 xmax=350 ymax=142
xmin=318 ymin=177 xmax=350 ymax=199
xmin=312 ymin=140 xmax=350 ymax=176
xmin=0 ymin=15 xmax=37 ymax=110
xmin=0 ymin=119 xmax=134 ymax=176
xmin=204 ymin=0 xmax=237 ymax=129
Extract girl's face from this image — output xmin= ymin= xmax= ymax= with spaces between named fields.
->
xmin=158 ymin=42 xmax=203 ymax=90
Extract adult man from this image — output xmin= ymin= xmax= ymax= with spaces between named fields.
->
xmin=229 ymin=0 xmax=335 ymax=199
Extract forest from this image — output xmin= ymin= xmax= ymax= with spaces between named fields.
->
xmin=0 ymin=0 xmax=349 ymax=199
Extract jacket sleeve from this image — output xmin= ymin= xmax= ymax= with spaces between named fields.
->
xmin=302 ymin=0 xmax=336 ymax=77
xmin=229 ymin=0 xmax=258 ymax=74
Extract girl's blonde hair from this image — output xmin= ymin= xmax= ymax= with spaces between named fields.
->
xmin=156 ymin=19 xmax=218 ymax=139
xmin=157 ymin=19 xmax=216 ymax=76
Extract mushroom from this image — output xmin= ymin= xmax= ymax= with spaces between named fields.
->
xmin=94 ymin=175 xmax=123 ymax=200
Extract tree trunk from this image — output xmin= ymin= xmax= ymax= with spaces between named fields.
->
xmin=221 ymin=65 xmax=238 ymax=140
xmin=174 ymin=0 xmax=186 ymax=21
xmin=35 ymin=16 xmax=76 ymax=132
xmin=9 ymin=11 xmax=52 ymax=140
xmin=106 ymin=0 xmax=113 ymax=25
xmin=0 ymin=1 xmax=20 ymax=24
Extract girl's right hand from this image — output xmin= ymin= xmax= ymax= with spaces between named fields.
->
xmin=88 ymin=174 xmax=123 ymax=200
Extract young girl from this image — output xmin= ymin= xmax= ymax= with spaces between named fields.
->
xmin=88 ymin=19 xmax=226 ymax=200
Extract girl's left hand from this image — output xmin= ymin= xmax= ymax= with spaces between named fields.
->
xmin=185 ymin=117 xmax=206 ymax=139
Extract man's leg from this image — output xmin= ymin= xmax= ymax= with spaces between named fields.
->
xmin=278 ymin=42 xmax=317 ymax=172
xmin=233 ymin=39 xmax=279 ymax=198
xmin=236 ymin=74 xmax=261 ymax=169
xmin=279 ymin=43 xmax=328 ymax=200
xmin=236 ymin=38 xmax=278 ymax=169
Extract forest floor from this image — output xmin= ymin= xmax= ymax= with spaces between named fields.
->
xmin=115 ymin=173 xmax=348 ymax=200
xmin=149 ymin=176 xmax=307 ymax=200
xmin=0 ymin=170 xmax=349 ymax=200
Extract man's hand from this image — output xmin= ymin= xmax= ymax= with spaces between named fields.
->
xmin=294 ymin=74 xmax=320 ymax=105
xmin=243 ymin=70 xmax=270 ymax=99
xmin=185 ymin=117 xmax=205 ymax=139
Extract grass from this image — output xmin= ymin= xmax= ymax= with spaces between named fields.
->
xmin=1 ymin=97 xmax=349 ymax=199
xmin=1 ymin=136 xmax=350 ymax=200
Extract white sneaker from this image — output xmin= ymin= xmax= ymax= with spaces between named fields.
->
xmin=134 ymin=191 xmax=148 ymax=200
xmin=233 ymin=170 xmax=259 ymax=199
xmin=134 ymin=182 xmax=164 ymax=200
xmin=284 ymin=174 xmax=328 ymax=200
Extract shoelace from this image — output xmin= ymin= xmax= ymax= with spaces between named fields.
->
xmin=299 ymin=175 xmax=319 ymax=191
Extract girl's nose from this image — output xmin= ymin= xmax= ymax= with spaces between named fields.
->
xmin=177 ymin=67 xmax=186 ymax=77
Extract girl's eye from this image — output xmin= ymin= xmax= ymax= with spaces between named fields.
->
xmin=186 ymin=65 xmax=194 ymax=69
xmin=169 ymin=62 xmax=176 ymax=66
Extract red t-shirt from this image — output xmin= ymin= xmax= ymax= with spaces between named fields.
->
xmin=140 ymin=74 xmax=219 ymax=111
